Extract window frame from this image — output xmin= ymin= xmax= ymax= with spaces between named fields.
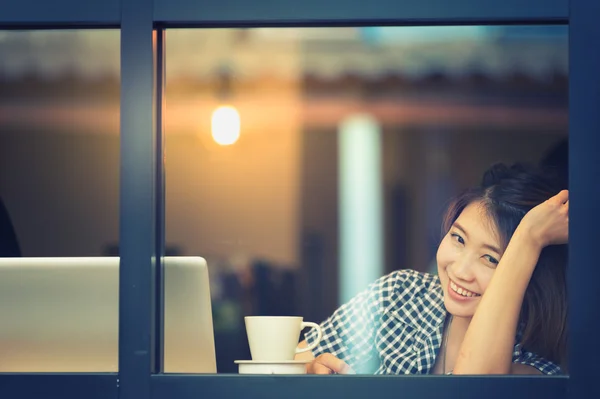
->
xmin=1 ymin=1 xmax=598 ymax=399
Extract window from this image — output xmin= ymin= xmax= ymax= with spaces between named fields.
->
xmin=2 ymin=1 xmax=599 ymax=399
xmin=0 ymin=30 xmax=120 ymax=257
xmin=164 ymin=26 xmax=568 ymax=374
xmin=0 ymin=29 xmax=120 ymax=373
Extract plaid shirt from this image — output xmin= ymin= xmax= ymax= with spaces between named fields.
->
xmin=304 ymin=269 xmax=562 ymax=375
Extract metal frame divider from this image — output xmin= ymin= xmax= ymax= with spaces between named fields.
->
xmin=119 ymin=1 xmax=156 ymax=399
xmin=154 ymin=26 xmax=167 ymax=376
xmin=567 ymin=1 xmax=600 ymax=398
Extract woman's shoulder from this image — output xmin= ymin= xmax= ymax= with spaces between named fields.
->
xmin=369 ymin=269 xmax=442 ymax=304
xmin=366 ymin=269 xmax=445 ymax=332
xmin=376 ymin=269 xmax=440 ymax=291
xmin=512 ymin=343 xmax=564 ymax=375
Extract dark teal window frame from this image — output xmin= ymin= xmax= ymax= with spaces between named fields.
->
xmin=1 ymin=1 xmax=597 ymax=398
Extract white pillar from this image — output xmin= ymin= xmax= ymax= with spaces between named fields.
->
xmin=338 ymin=114 xmax=384 ymax=304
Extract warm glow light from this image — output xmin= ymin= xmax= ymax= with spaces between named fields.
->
xmin=211 ymin=105 xmax=240 ymax=145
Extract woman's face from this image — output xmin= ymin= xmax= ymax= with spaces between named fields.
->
xmin=437 ymin=201 xmax=503 ymax=318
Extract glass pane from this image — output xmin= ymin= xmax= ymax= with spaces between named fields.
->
xmin=165 ymin=26 xmax=568 ymax=375
xmin=0 ymin=30 xmax=120 ymax=372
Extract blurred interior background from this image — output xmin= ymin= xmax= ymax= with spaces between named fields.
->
xmin=0 ymin=26 xmax=568 ymax=372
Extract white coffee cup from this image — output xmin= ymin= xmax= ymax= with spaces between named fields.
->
xmin=244 ymin=316 xmax=323 ymax=361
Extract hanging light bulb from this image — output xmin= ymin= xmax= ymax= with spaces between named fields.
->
xmin=211 ymin=63 xmax=240 ymax=146
xmin=211 ymin=105 xmax=240 ymax=145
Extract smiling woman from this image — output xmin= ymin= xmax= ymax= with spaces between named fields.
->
xmin=296 ymin=162 xmax=568 ymax=376
xmin=438 ymin=164 xmax=568 ymax=373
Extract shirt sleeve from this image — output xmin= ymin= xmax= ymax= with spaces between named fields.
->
xmin=512 ymin=343 xmax=563 ymax=375
xmin=303 ymin=271 xmax=406 ymax=372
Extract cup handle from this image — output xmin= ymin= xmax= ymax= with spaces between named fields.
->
xmin=296 ymin=322 xmax=323 ymax=355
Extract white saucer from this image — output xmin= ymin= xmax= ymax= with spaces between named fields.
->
xmin=234 ymin=360 xmax=311 ymax=375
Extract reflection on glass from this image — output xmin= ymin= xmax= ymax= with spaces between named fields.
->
xmin=165 ymin=26 xmax=568 ymax=373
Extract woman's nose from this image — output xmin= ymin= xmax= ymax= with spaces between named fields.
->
xmin=452 ymin=253 xmax=475 ymax=281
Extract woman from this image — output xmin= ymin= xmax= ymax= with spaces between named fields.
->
xmin=296 ymin=163 xmax=568 ymax=375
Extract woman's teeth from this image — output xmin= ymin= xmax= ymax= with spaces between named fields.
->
xmin=450 ymin=280 xmax=480 ymax=298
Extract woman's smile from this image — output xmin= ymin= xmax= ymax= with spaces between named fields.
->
xmin=447 ymin=279 xmax=481 ymax=302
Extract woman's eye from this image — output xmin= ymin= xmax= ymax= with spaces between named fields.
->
xmin=450 ymin=233 xmax=464 ymax=245
xmin=483 ymin=255 xmax=499 ymax=266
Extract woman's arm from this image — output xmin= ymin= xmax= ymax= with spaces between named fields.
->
xmin=452 ymin=228 xmax=541 ymax=374
xmin=453 ymin=190 xmax=568 ymax=374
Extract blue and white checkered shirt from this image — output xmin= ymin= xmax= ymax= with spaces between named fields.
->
xmin=304 ymin=269 xmax=562 ymax=375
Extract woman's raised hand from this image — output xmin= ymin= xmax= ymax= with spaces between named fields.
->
xmin=519 ymin=189 xmax=569 ymax=248
xmin=306 ymin=353 xmax=355 ymax=375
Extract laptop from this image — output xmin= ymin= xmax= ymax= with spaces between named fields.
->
xmin=0 ymin=256 xmax=217 ymax=373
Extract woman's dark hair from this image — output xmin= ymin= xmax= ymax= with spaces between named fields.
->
xmin=442 ymin=162 xmax=568 ymax=370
